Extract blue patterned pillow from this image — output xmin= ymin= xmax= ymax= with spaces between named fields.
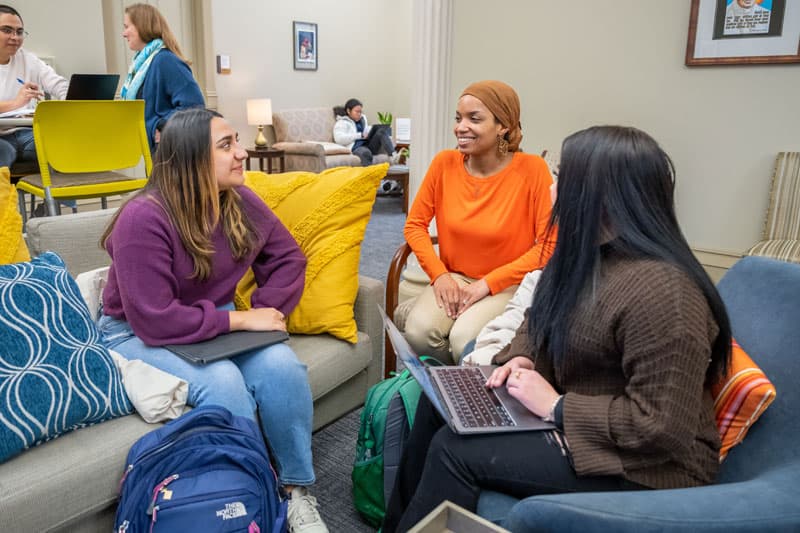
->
xmin=0 ymin=252 xmax=132 ymax=463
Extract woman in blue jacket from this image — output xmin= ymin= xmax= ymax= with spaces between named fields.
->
xmin=121 ymin=3 xmax=204 ymax=151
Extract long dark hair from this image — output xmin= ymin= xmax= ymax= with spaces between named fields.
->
xmin=528 ymin=125 xmax=730 ymax=384
xmin=102 ymin=108 xmax=259 ymax=280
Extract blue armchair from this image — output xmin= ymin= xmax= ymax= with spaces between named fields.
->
xmin=477 ymin=256 xmax=800 ymax=532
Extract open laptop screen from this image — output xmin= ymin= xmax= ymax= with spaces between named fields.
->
xmin=65 ymin=74 xmax=120 ymax=100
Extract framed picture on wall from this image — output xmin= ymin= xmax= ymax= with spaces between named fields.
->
xmin=686 ymin=0 xmax=800 ymax=65
xmin=293 ymin=21 xmax=318 ymax=71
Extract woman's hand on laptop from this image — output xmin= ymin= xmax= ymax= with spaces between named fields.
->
xmin=229 ymin=307 xmax=287 ymax=332
xmin=485 ymin=356 xmax=533 ymax=388
xmin=504 ymin=368 xmax=559 ymax=419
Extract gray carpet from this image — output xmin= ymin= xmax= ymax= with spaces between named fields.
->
xmin=311 ymin=408 xmax=374 ymax=532
xmin=311 ymin=194 xmax=406 ymax=532
xmin=358 ymin=194 xmax=408 ymax=282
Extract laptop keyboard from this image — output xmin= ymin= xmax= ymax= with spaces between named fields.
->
xmin=437 ymin=367 xmax=515 ymax=428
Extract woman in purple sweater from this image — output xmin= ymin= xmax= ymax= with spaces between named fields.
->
xmin=97 ymin=108 xmax=328 ymax=533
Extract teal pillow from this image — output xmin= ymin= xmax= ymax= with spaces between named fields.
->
xmin=0 ymin=252 xmax=132 ymax=463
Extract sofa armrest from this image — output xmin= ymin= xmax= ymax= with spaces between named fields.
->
xmin=25 ymin=209 xmax=116 ymax=276
xmin=500 ymin=465 xmax=800 ymax=532
xmin=355 ymin=275 xmax=385 ymax=388
xmin=272 ymin=141 xmax=326 ymax=157
xmin=272 ymin=141 xmax=327 ymax=173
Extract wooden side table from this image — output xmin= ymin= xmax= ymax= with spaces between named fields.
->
xmin=245 ymin=148 xmax=285 ymax=173
xmin=387 ymin=164 xmax=410 ymax=214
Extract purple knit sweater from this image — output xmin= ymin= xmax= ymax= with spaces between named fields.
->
xmin=102 ymin=186 xmax=306 ymax=346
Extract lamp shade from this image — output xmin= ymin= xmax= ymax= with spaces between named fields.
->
xmin=246 ymin=98 xmax=272 ymax=126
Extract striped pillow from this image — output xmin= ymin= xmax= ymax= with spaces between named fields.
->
xmin=711 ymin=340 xmax=776 ymax=461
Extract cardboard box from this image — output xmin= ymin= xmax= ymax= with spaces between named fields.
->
xmin=408 ymin=501 xmax=510 ymax=533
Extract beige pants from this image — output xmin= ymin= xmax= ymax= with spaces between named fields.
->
xmin=403 ymin=273 xmax=517 ymax=364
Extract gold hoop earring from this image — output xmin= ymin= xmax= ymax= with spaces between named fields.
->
xmin=497 ymin=136 xmax=509 ymax=156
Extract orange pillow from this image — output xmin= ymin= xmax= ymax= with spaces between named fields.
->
xmin=711 ymin=339 xmax=776 ymax=461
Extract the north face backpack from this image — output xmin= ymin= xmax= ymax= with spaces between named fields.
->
xmin=115 ymin=405 xmax=287 ymax=533
xmin=352 ymin=357 xmax=441 ymax=527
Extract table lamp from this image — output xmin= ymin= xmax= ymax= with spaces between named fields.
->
xmin=246 ymin=98 xmax=272 ymax=149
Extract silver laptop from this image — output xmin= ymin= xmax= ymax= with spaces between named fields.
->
xmin=379 ymin=306 xmax=554 ymax=435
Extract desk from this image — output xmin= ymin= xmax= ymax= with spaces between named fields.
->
xmin=0 ymin=117 xmax=33 ymax=127
xmin=245 ymin=148 xmax=285 ymax=173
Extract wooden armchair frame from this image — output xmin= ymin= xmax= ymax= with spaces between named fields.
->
xmin=384 ymin=236 xmax=437 ymax=378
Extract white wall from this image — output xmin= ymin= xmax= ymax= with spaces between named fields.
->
xmin=210 ymin=0 xmax=412 ymax=143
xmin=451 ymin=1 xmax=800 ymax=254
xmin=21 ymin=0 xmax=107 ymax=76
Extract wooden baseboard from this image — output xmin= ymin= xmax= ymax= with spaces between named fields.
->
xmin=692 ymin=247 xmax=742 ymax=283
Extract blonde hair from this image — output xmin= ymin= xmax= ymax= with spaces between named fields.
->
xmin=125 ymin=3 xmax=190 ymax=64
xmin=102 ymin=109 xmax=258 ymax=280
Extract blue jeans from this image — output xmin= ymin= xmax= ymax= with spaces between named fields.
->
xmin=0 ymin=129 xmax=35 ymax=167
xmin=97 ymin=308 xmax=315 ymax=486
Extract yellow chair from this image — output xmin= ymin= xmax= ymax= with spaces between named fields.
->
xmin=16 ymin=100 xmax=152 ymax=220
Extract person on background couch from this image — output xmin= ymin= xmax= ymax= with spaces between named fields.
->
xmin=0 ymin=4 xmax=67 ymax=168
xmin=382 ymin=125 xmax=732 ymax=532
xmin=402 ymin=80 xmax=555 ymax=364
xmin=97 ymin=108 xmax=328 ymax=533
xmin=121 ymin=3 xmax=204 ymax=152
xmin=333 ymin=97 xmax=395 ymax=166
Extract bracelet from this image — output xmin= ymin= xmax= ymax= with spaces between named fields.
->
xmin=543 ymin=394 xmax=563 ymax=423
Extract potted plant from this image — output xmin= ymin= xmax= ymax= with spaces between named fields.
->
xmin=377 ymin=111 xmax=393 ymax=125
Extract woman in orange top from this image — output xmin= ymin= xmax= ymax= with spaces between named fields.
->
xmin=403 ymin=80 xmax=555 ymax=363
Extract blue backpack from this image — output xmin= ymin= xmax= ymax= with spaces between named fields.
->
xmin=114 ymin=406 xmax=287 ymax=533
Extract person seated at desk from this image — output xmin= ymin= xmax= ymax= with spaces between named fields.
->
xmin=0 ymin=4 xmax=68 ymax=169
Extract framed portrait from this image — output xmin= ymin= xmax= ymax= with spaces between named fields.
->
xmin=293 ymin=21 xmax=318 ymax=71
xmin=686 ymin=0 xmax=800 ymax=65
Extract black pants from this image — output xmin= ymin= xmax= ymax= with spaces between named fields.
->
xmin=352 ymin=130 xmax=394 ymax=166
xmin=382 ymin=395 xmax=645 ymax=533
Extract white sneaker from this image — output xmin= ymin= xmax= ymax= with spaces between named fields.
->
xmin=287 ymin=487 xmax=329 ymax=533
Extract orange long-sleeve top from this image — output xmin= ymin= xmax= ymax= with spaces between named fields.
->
xmin=404 ymin=150 xmax=556 ymax=294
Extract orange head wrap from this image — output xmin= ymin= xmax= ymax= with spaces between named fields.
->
xmin=460 ymin=80 xmax=522 ymax=152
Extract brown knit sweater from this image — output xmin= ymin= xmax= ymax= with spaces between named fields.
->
xmin=494 ymin=252 xmax=721 ymax=489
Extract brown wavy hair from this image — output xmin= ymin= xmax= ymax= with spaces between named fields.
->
xmin=101 ymin=108 xmax=259 ymax=280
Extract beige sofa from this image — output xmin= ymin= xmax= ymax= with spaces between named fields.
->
xmin=0 ymin=208 xmax=384 ymax=532
xmin=272 ymin=107 xmax=389 ymax=172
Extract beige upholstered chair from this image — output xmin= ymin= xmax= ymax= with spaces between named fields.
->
xmin=271 ymin=107 xmax=389 ymax=172
xmin=745 ymin=152 xmax=800 ymax=263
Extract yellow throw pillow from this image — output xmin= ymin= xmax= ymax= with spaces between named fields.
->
xmin=0 ymin=167 xmax=31 ymax=265
xmin=235 ymin=163 xmax=387 ymax=343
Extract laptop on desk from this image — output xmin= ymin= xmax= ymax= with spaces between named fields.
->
xmin=65 ymin=74 xmax=120 ymax=100
xmin=379 ymin=306 xmax=554 ymax=435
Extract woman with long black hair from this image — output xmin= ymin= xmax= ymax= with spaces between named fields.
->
xmin=382 ymin=125 xmax=731 ymax=532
